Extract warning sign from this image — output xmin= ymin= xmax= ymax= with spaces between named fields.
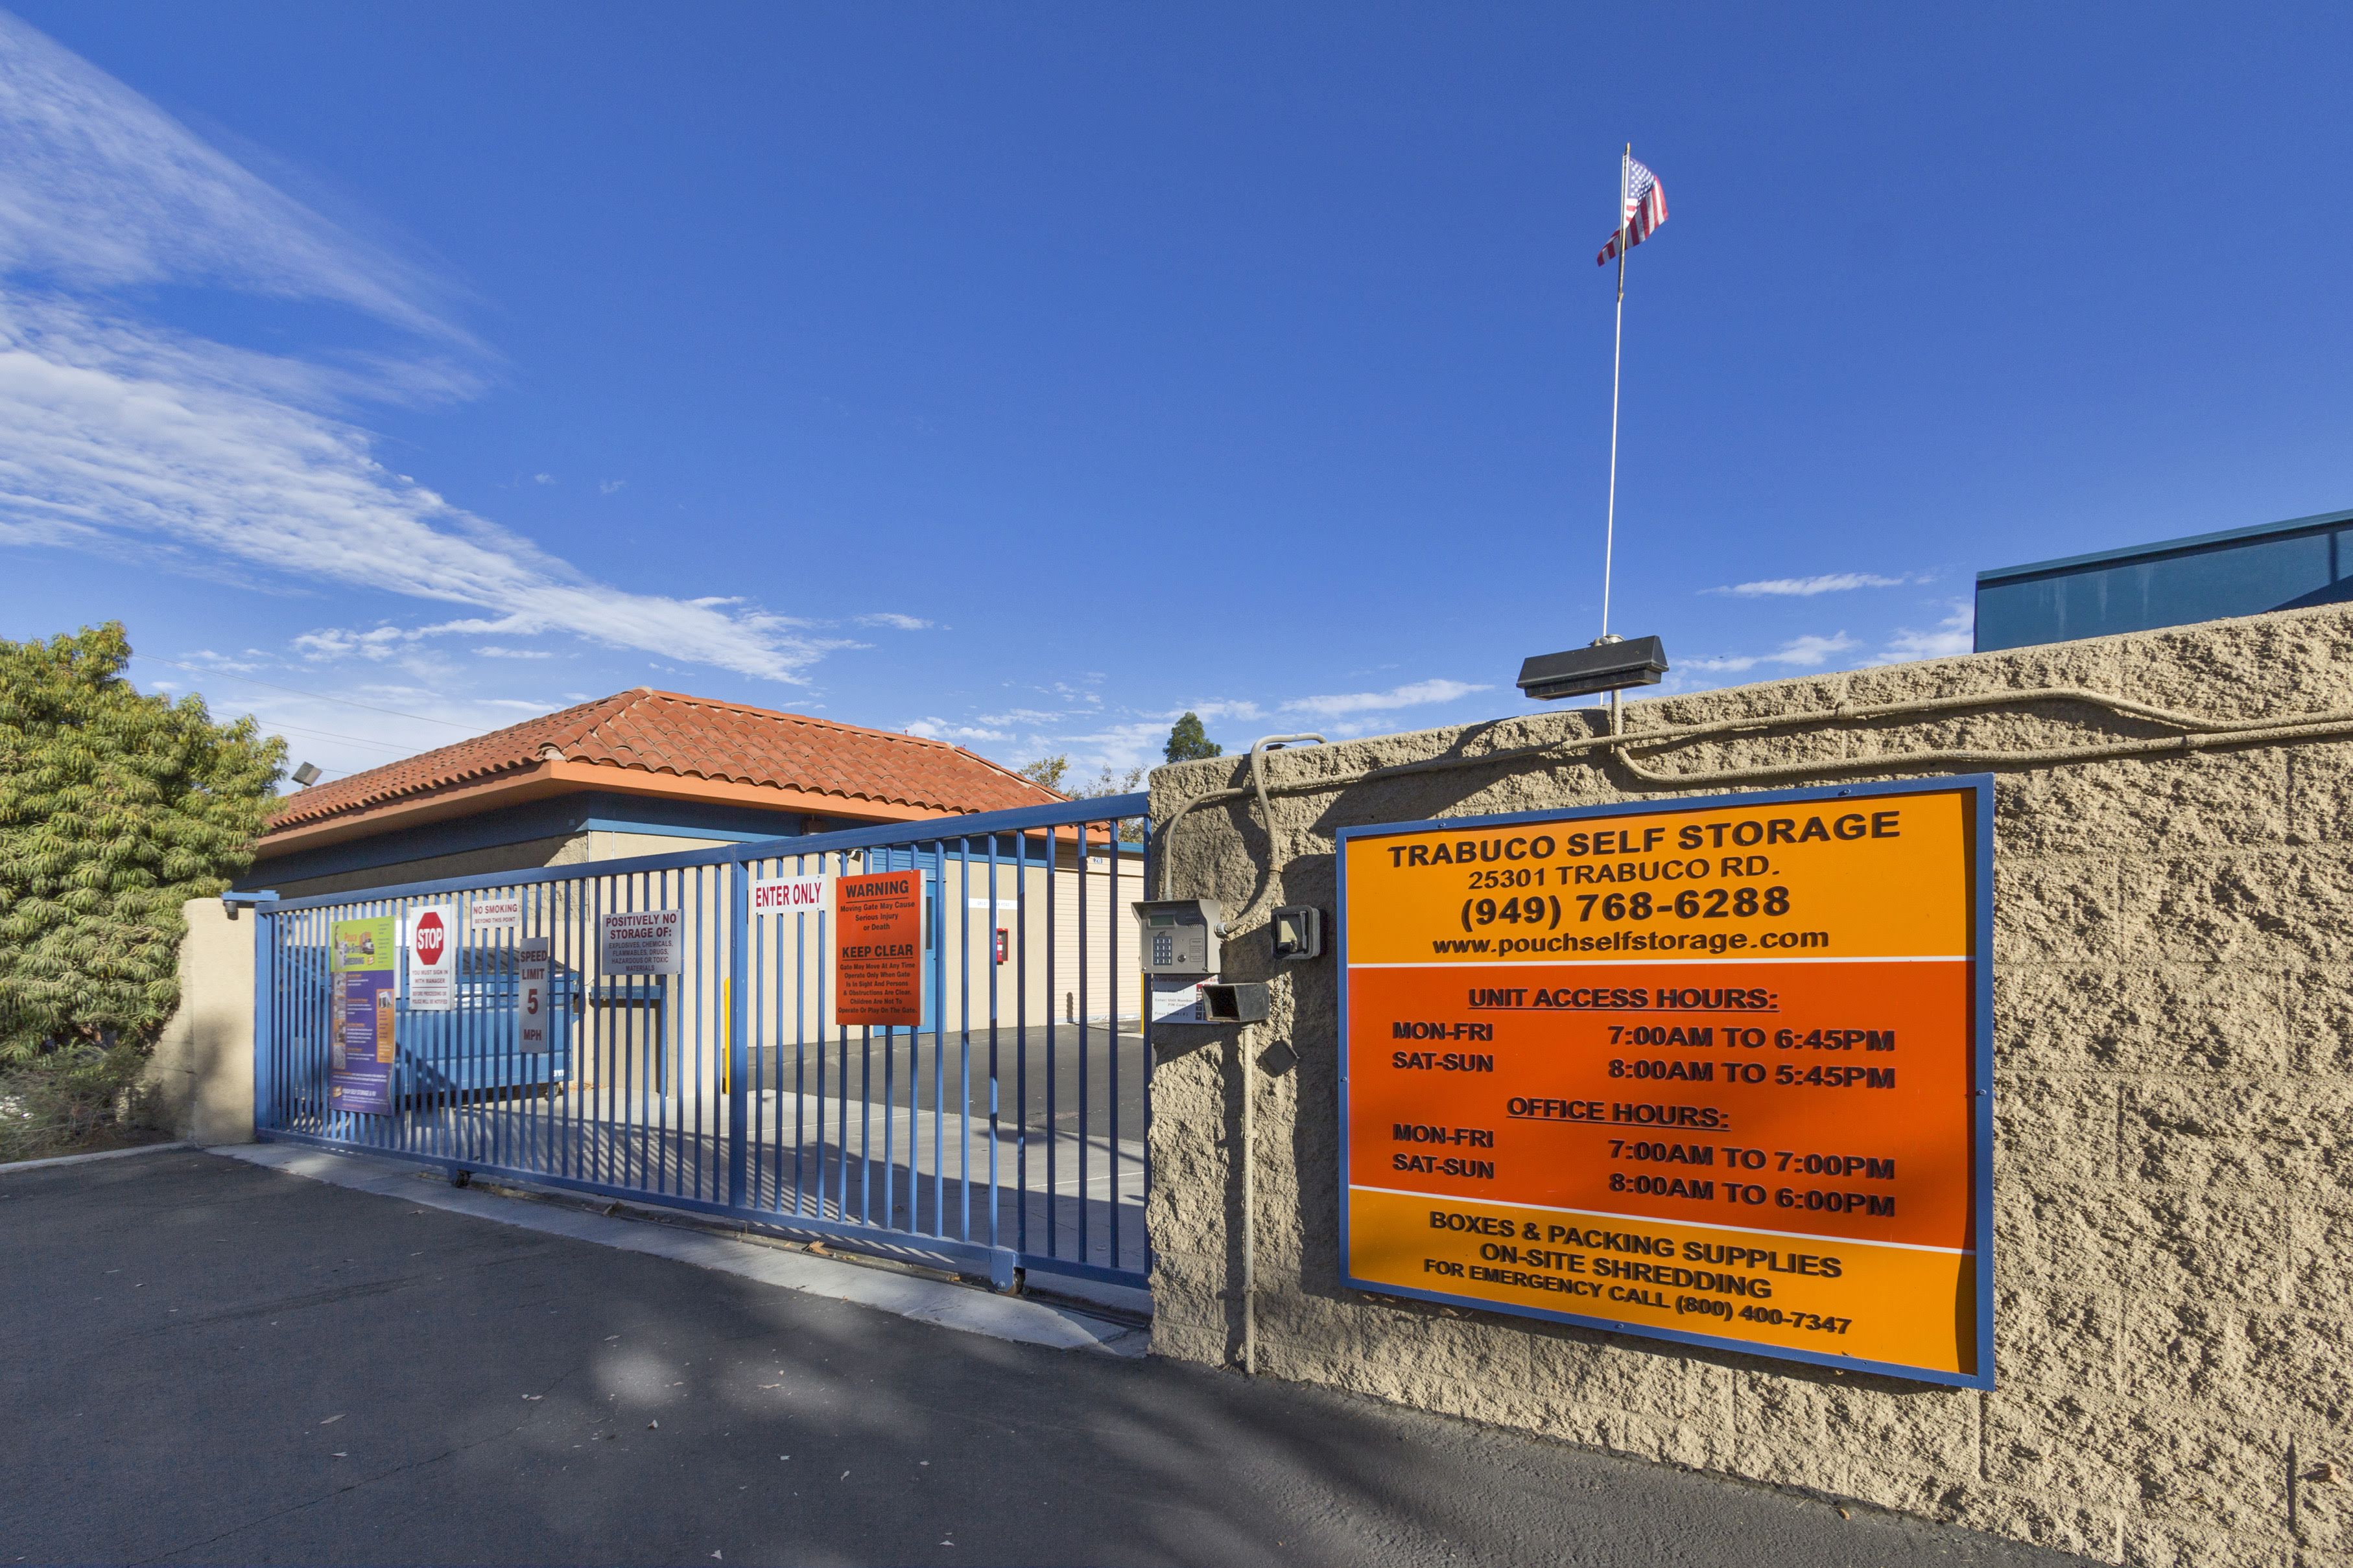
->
xmin=406 ymin=906 xmax=457 ymax=1012
xmin=1336 ymin=777 xmax=1993 ymax=1388
xmin=600 ymin=909 xmax=683 ymax=975
xmin=834 ymin=870 xmax=923 ymax=1026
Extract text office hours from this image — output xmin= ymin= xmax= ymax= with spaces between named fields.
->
xmin=1337 ymin=778 xmax=1995 ymax=1388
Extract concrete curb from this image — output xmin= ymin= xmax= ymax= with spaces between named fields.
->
xmin=208 ymin=1142 xmax=1149 ymax=1359
xmin=0 ymin=1141 xmax=189 ymax=1175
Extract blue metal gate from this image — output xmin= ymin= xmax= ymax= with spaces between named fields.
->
xmin=249 ymin=796 xmax=1152 ymax=1291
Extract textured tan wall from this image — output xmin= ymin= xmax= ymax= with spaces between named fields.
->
xmin=143 ymin=898 xmax=255 ymax=1145
xmin=1145 ymin=603 xmax=2353 ymax=1567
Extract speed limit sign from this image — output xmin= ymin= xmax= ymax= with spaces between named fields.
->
xmin=517 ymin=937 xmax=552 ymax=1054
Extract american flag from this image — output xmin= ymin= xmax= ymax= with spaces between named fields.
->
xmin=1596 ymin=158 xmax=1667 ymax=265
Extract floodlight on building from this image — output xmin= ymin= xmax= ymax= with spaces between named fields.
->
xmin=1515 ymin=634 xmax=1668 ymax=702
xmin=290 ymin=761 xmax=322 ymax=787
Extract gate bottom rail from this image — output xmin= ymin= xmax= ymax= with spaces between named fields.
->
xmin=250 ymin=1126 xmax=1116 ymax=1292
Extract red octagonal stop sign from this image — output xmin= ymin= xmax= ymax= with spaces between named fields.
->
xmin=414 ymin=909 xmax=447 ymax=966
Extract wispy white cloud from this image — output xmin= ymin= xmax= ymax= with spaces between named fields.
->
xmin=905 ymin=717 xmax=1009 ymax=744
xmin=0 ymin=16 xmax=843 ymax=686
xmin=855 ymin=612 xmax=933 ymax=631
xmin=1683 ymin=633 xmax=1860 ymax=674
xmin=1281 ymin=679 xmax=1489 ymax=718
xmin=474 ymin=645 xmax=552 ymax=660
xmin=597 ymin=478 xmax=625 ymax=495
xmin=1707 ymin=573 xmax=1910 ymax=598
xmin=291 ymin=626 xmax=410 ymax=662
xmin=977 ymin=706 xmax=1080 ymax=727
xmin=0 ymin=14 xmax=460 ymax=336
xmin=1881 ymin=602 xmax=1974 ymax=661
xmin=532 ymin=472 xmax=554 ymax=485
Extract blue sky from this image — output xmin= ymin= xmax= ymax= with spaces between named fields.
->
xmin=1 ymin=4 xmax=2347 ymax=784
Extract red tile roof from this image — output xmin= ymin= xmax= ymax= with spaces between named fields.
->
xmin=264 ymin=688 xmax=1060 ymax=836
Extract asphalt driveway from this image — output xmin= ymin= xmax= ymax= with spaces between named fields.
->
xmin=1 ymin=1147 xmax=2083 ymax=1567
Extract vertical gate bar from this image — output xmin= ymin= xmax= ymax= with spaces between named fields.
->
xmin=693 ymin=865 xmax=707 ymax=1202
xmin=958 ymin=835 xmax=972 ymax=1241
xmin=1141 ymin=818 xmax=1153 ymax=1274
xmin=930 ymin=840 xmax=945 ymax=1237
xmin=252 ymin=905 xmax=275 ymax=1135
xmin=702 ymin=863 xmax=712 ymax=1201
xmin=986 ymin=830 xmax=1001 ymax=1252
xmin=483 ymin=892 xmax=496 ymax=1171
xmin=1109 ymin=815 xmax=1122 ymax=1267
xmin=593 ymin=872 xmax=607 ymax=1189
xmin=448 ymin=894 xmax=462 ymax=1170
xmin=535 ymin=881 xmax=547 ymax=1172
xmin=729 ymin=857 xmax=749 ymax=1210
xmin=674 ymin=867 xmax=687 ymax=1198
xmin=292 ymin=908 xmax=307 ymax=1134
xmin=1077 ymin=820 xmax=1091 ymax=1263
xmin=1014 ymin=826 xmax=1029 ymax=1254
xmin=818 ymin=850 xmax=837 ymax=1222
xmin=798 ymin=855 xmax=811 ymax=1215
xmin=671 ymin=871 xmax=681 ymax=1197
xmin=751 ymin=858 xmax=766 ymax=1210
xmin=1045 ymin=824 xmax=1058 ymax=1257
xmin=858 ymin=1021 xmax=873 ymax=1226
xmin=836 ymin=852 xmax=851 ymax=1224
xmin=649 ymin=869 xmax=661 ymax=1194
xmin=638 ymin=870 xmax=652 ymax=1195
xmin=624 ymin=872 xmax=637 ymax=1194
xmin=560 ymin=878 xmax=571 ymax=1174
xmin=489 ymin=893 xmax=503 ymax=1175
xmin=261 ymin=907 xmax=276 ymax=1136
xmin=617 ymin=872 xmax=632 ymax=1193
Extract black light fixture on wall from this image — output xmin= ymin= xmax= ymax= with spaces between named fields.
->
xmin=1515 ymin=634 xmax=1668 ymax=703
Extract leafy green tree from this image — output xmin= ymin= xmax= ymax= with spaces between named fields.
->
xmin=0 ymin=624 xmax=283 ymax=1074
xmin=1018 ymin=755 xmax=1070 ymax=792
xmin=1164 ymin=712 xmax=1222 ymax=764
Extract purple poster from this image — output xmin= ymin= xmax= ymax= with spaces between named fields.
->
xmin=329 ymin=916 xmax=397 ymax=1116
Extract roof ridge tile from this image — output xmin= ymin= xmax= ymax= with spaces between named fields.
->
xmin=263 ymin=686 xmax=1063 ymax=836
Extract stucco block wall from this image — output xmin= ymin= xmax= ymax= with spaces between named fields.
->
xmin=1145 ymin=602 xmax=2353 ymax=1567
xmin=144 ymin=898 xmax=255 ymax=1145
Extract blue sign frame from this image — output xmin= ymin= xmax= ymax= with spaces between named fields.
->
xmin=1334 ymin=774 xmax=1996 ymax=1390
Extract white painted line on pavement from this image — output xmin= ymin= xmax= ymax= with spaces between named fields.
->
xmin=0 ymin=1141 xmax=189 ymax=1175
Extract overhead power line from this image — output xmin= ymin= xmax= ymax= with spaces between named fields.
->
xmin=258 ymin=718 xmax=429 ymax=756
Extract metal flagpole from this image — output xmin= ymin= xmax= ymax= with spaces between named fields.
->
xmin=1602 ymin=142 xmax=1629 ymax=640
xmin=1602 ymin=143 xmax=1631 ymax=729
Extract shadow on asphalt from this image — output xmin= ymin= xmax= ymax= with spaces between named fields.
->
xmin=1 ymin=1148 xmax=2090 ymax=1567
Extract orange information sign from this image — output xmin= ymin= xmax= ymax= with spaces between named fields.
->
xmin=834 ymin=869 xmax=924 ymax=1026
xmin=1337 ymin=777 xmax=1994 ymax=1388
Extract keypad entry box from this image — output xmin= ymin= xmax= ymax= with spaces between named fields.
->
xmin=1132 ymin=899 xmax=1222 ymax=977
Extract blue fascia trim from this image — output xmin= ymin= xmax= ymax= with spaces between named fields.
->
xmin=241 ymin=790 xmax=813 ymax=889
xmin=1977 ymin=504 xmax=2353 ymax=586
xmin=578 ymin=817 xmax=799 ymax=844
